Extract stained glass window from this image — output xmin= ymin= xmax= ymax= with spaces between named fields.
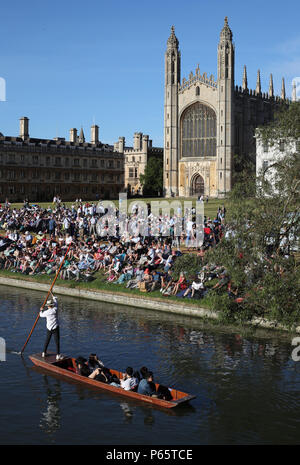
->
xmin=181 ymin=103 xmax=216 ymax=158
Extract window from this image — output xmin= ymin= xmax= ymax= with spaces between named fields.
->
xmin=129 ymin=167 xmax=134 ymax=178
xmin=32 ymin=155 xmax=38 ymax=165
xmin=8 ymin=153 xmax=15 ymax=164
xmin=262 ymin=160 xmax=268 ymax=171
xmin=7 ymin=171 xmax=16 ymax=180
xmin=65 ymin=158 xmax=69 ymax=166
xmin=65 ymin=172 xmax=70 ymax=180
xmin=83 ymin=159 xmax=87 ymax=167
xmin=181 ymin=102 xmax=217 ymax=158
xmin=195 ymin=86 xmax=200 ymax=96
xmin=46 ymin=157 xmax=50 ymax=166
xmin=279 ymin=140 xmax=285 ymax=152
xmin=91 ymin=159 xmax=97 ymax=167
xmin=55 ymin=157 xmax=61 ymax=166
xmin=74 ymin=159 xmax=80 ymax=167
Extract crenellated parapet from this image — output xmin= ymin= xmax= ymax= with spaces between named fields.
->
xmin=179 ymin=65 xmax=217 ymax=93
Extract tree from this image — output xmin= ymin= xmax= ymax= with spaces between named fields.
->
xmin=205 ymin=102 xmax=300 ymax=327
xmin=140 ymin=157 xmax=163 ymax=197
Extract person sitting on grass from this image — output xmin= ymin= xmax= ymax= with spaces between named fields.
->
xmin=172 ymin=272 xmax=187 ymax=296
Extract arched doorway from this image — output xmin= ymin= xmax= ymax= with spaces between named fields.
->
xmin=191 ymin=174 xmax=204 ymax=196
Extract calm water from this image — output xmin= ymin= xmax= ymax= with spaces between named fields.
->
xmin=0 ymin=284 xmax=299 ymax=445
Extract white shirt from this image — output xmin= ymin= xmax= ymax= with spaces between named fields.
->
xmin=65 ymin=235 xmax=73 ymax=245
xmin=40 ymin=297 xmax=59 ymax=331
xmin=120 ymin=376 xmax=138 ymax=391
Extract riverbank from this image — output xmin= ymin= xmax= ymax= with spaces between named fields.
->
xmin=1 ymin=271 xmax=299 ymax=334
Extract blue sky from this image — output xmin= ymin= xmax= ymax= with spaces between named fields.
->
xmin=0 ymin=0 xmax=299 ymax=147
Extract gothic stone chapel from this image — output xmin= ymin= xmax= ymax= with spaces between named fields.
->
xmin=163 ymin=17 xmax=286 ymax=198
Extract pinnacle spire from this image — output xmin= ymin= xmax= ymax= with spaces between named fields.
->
xmin=281 ymin=77 xmax=286 ymax=100
xmin=242 ymin=65 xmax=248 ymax=90
xmin=167 ymin=25 xmax=179 ymax=50
xmin=220 ymin=16 xmax=233 ymax=41
xmin=255 ymin=69 xmax=261 ymax=95
xmin=79 ymin=126 xmax=85 ymax=143
xmin=269 ymin=74 xmax=274 ymax=97
xmin=292 ymin=80 xmax=297 ymax=102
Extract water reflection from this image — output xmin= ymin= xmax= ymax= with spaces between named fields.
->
xmin=39 ymin=376 xmax=61 ymax=436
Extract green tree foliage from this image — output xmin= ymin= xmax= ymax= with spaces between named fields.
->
xmin=140 ymin=157 xmax=163 ymax=197
xmin=172 ymin=254 xmax=203 ymax=280
xmin=205 ymin=102 xmax=300 ymax=327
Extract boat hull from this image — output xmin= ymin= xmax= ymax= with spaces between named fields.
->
xmin=29 ymin=353 xmax=196 ymax=409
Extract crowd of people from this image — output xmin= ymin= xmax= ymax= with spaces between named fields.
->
xmin=0 ymin=198 xmax=232 ymax=302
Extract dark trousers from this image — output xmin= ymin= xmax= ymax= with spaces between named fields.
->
xmin=43 ymin=326 xmax=60 ymax=354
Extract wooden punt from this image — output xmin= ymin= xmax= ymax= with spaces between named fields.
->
xmin=29 ymin=353 xmax=196 ymax=409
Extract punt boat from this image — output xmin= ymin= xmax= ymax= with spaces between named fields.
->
xmin=29 ymin=353 xmax=196 ymax=409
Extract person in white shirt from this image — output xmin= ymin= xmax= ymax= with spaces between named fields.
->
xmin=120 ymin=367 xmax=139 ymax=391
xmin=40 ymin=292 xmax=63 ymax=360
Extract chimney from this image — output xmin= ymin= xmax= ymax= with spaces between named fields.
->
xmin=91 ymin=124 xmax=99 ymax=144
xmin=133 ymin=132 xmax=142 ymax=150
xmin=19 ymin=117 xmax=29 ymax=139
xmin=70 ymin=128 xmax=77 ymax=143
xmin=118 ymin=136 xmax=125 ymax=153
xmin=142 ymin=134 xmax=149 ymax=153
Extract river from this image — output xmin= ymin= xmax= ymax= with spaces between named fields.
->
xmin=0 ymin=285 xmax=299 ymax=445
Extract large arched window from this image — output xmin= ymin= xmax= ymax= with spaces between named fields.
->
xmin=181 ymin=102 xmax=216 ymax=158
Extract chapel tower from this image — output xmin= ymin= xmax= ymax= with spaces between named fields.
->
xmin=217 ymin=16 xmax=235 ymax=195
xmin=164 ymin=26 xmax=181 ymax=197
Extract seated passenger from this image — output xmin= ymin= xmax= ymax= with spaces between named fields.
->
xmin=91 ymin=367 xmax=109 ymax=383
xmin=137 ymin=371 xmax=157 ymax=396
xmin=120 ymin=367 xmax=139 ymax=391
xmin=75 ymin=356 xmax=105 ymax=380
xmin=88 ymin=353 xmax=104 ymax=371
xmin=75 ymin=356 xmax=91 ymax=377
